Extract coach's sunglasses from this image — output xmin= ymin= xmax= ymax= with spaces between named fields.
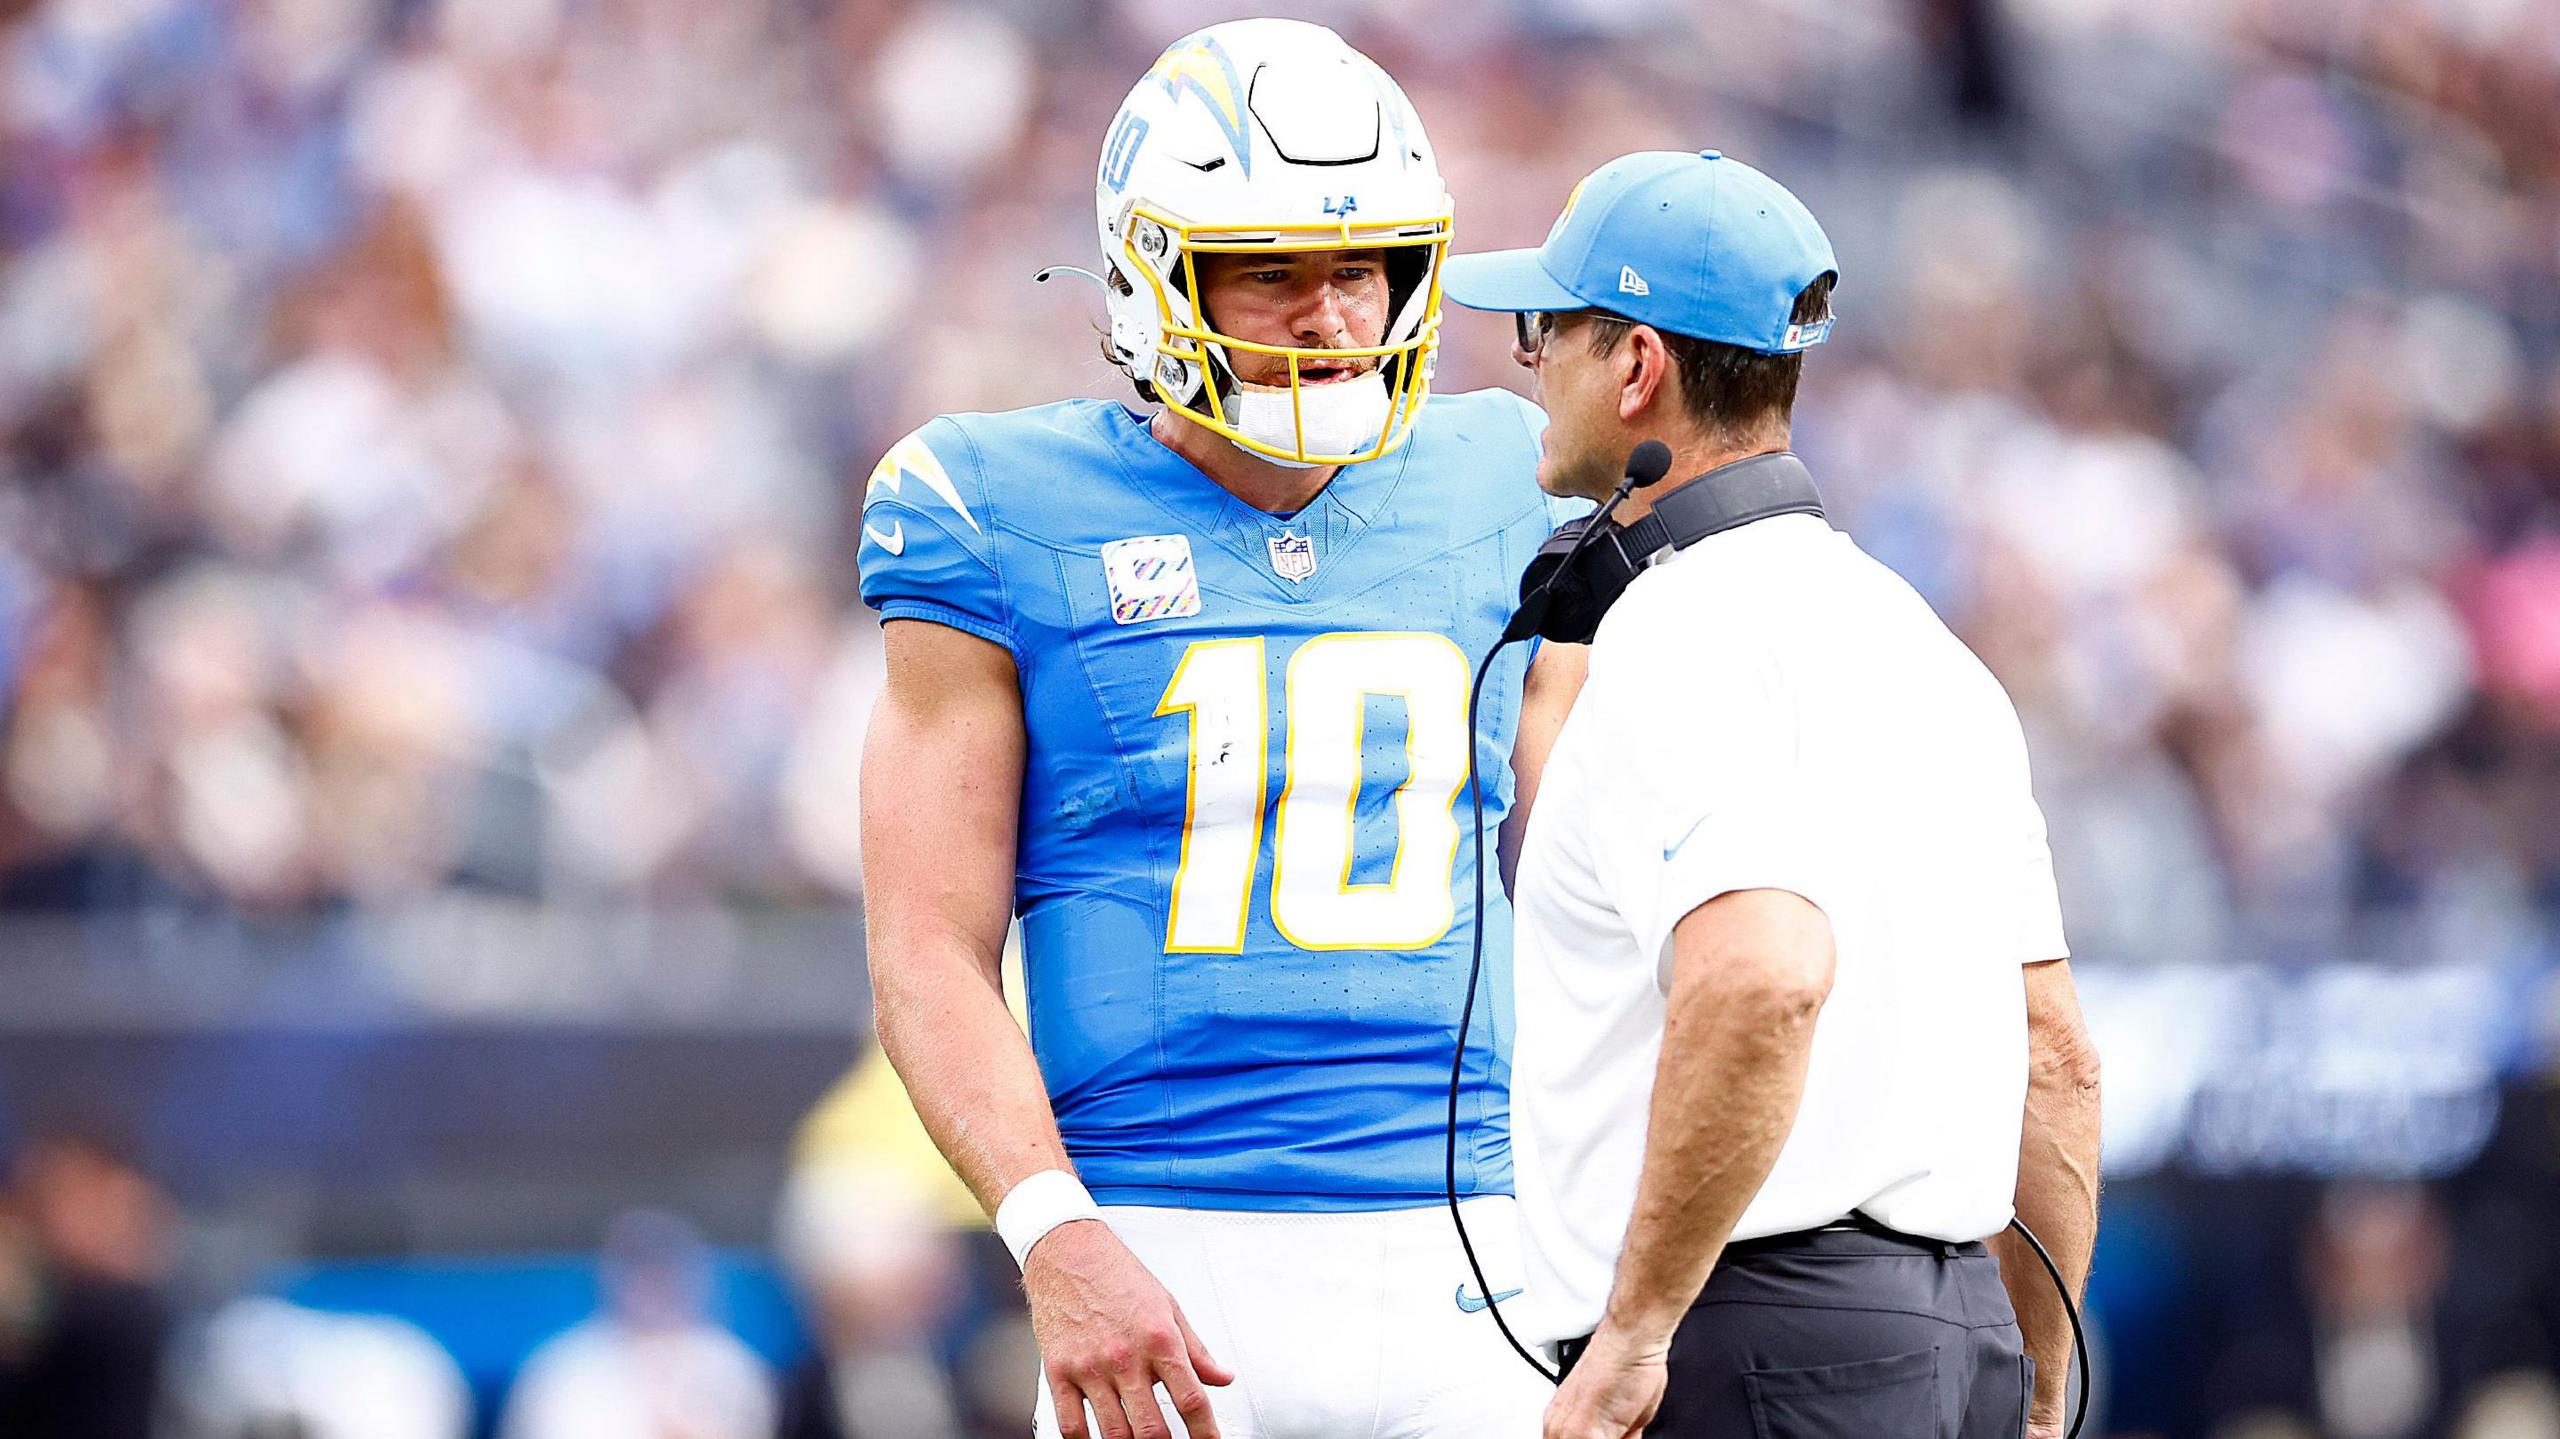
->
xmin=1513 ymin=309 xmax=1601 ymax=360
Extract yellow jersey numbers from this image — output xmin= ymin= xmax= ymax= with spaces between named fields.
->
xmin=1158 ymin=631 xmax=1472 ymax=953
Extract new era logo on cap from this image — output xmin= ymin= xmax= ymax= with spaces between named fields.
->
xmin=1617 ymin=265 xmax=1650 ymax=297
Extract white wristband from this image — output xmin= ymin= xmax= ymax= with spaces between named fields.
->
xmin=995 ymin=1169 xmax=1102 ymax=1270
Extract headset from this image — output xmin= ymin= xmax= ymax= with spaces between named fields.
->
xmin=1505 ymin=446 xmax=1820 ymax=646
xmin=1444 ymin=441 xmax=2091 ymax=1437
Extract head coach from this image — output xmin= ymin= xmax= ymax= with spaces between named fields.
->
xmin=1439 ymin=151 xmax=2105 ymax=1439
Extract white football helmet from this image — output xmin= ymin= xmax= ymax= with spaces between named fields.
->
xmin=1095 ymin=20 xmax=1450 ymax=466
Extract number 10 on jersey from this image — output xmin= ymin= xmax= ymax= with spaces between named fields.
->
xmin=1156 ymin=631 xmax=1474 ymax=953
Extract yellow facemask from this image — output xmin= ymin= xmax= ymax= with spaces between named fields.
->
xmin=1117 ymin=202 xmax=1453 ymax=467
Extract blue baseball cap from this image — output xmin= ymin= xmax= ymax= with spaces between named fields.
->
xmin=1443 ymin=150 xmax=1837 ymax=353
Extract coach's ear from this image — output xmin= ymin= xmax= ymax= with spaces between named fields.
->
xmin=1617 ymin=324 xmax=1673 ymax=425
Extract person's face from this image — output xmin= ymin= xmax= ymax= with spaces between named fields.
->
xmin=1194 ymin=248 xmax=1391 ymax=388
xmin=1515 ymin=310 xmax=1628 ymax=500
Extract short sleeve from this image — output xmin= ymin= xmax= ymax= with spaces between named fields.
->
xmin=1584 ymin=630 xmax=1832 ymax=985
xmin=856 ymin=418 xmax=1014 ymax=653
xmin=1643 ymin=789 xmax=1836 ymax=989
xmin=2011 ymin=793 xmax=2069 ymax=964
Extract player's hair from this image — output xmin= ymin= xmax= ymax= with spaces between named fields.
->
xmin=1583 ymin=273 xmax=1835 ymax=441
xmin=1097 ymin=265 xmax=1164 ymax=403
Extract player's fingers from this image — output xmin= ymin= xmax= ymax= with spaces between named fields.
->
xmin=1114 ymin=1373 xmax=1173 ymax=1439
xmin=1153 ymin=1354 xmax=1223 ymax=1439
xmin=1079 ymin=1381 xmax=1137 ymax=1439
xmin=1171 ymin=1306 xmax=1234 ymax=1387
xmin=1049 ymin=1373 xmax=1092 ymax=1439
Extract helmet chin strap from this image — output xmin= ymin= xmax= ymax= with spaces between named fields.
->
xmin=1226 ymin=370 xmax=1393 ymax=466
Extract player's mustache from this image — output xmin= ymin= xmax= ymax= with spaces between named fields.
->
xmin=1237 ymin=348 xmax=1380 ymax=382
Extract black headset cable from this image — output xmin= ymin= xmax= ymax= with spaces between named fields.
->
xmin=1445 ymin=442 xmax=1672 ymax=1386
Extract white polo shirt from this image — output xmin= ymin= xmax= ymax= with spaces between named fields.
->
xmin=1508 ymin=511 xmax=2067 ymax=1344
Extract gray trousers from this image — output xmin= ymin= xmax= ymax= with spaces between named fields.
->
xmin=1564 ymin=1227 xmax=2031 ymax=1438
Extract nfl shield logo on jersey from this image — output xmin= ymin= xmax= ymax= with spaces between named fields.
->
xmin=1266 ymin=530 xmax=1317 ymax=583
xmin=1101 ymin=534 xmax=1203 ymax=625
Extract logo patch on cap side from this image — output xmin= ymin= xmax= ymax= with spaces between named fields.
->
xmin=1780 ymin=317 xmax=1834 ymax=350
xmin=1617 ymin=265 xmax=1650 ymax=297
xmin=1548 ymin=175 xmax=1592 ymax=243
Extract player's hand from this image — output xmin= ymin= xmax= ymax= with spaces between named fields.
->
xmin=1026 ymin=1218 xmax=1233 ymax=1439
xmin=1541 ymin=1326 xmax=1668 ymax=1439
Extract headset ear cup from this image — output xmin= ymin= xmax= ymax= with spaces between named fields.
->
xmin=1518 ymin=517 xmax=1633 ymax=645
xmin=1540 ymin=567 xmax=1622 ymax=646
xmin=1515 ymin=520 xmax=1582 ymax=607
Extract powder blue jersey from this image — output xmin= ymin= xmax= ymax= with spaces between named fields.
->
xmin=859 ymin=391 xmax=1565 ymax=1211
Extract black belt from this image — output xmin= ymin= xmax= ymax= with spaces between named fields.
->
xmin=1726 ymin=1209 xmax=1963 ymax=1261
xmin=1550 ymin=1213 xmax=1965 ymax=1377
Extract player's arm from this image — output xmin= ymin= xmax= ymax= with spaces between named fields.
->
xmin=861 ymin=617 xmax=1061 ymax=1205
xmin=861 ymin=618 xmax=1230 ymax=1439
xmin=1991 ymin=958 xmax=2101 ymax=1439
xmin=1500 ymin=641 xmax=1588 ymax=892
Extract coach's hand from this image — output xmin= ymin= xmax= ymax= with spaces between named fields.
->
xmin=1026 ymin=1218 xmax=1233 ymax=1439
xmin=1542 ymin=1327 xmax=1668 ymax=1439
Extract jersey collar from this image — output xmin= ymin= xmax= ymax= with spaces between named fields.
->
xmin=1095 ymin=404 xmax=1406 ymax=601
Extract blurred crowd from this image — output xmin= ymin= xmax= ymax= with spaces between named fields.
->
xmin=0 ymin=0 xmax=2556 ymax=956
xmin=0 ymin=1125 xmax=1040 ymax=1439
xmin=4 ymin=0 xmax=2560 ymax=1435
xmin=6 ymin=1121 xmax=2559 ymax=1439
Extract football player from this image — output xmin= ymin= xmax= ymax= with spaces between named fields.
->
xmin=858 ymin=20 xmax=1578 ymax=1439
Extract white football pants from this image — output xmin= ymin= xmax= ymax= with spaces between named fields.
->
xmin=1032 ymin=1197 xmax=1551 ymax=1439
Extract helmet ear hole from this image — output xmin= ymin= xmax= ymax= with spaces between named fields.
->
xmin=1105 ymin=266 xmax=1135 ymax=297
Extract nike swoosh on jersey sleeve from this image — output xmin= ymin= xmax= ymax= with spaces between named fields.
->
xmin=856 ymin=418 xmax=1010 ymax=650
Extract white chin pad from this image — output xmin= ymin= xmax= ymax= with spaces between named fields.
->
xmin=1228 ymin=370 xmax=1392 ymax=465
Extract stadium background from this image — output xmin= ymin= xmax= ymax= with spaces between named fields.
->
xmin=1 ymin=0 xmax=2556 ymax=1434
